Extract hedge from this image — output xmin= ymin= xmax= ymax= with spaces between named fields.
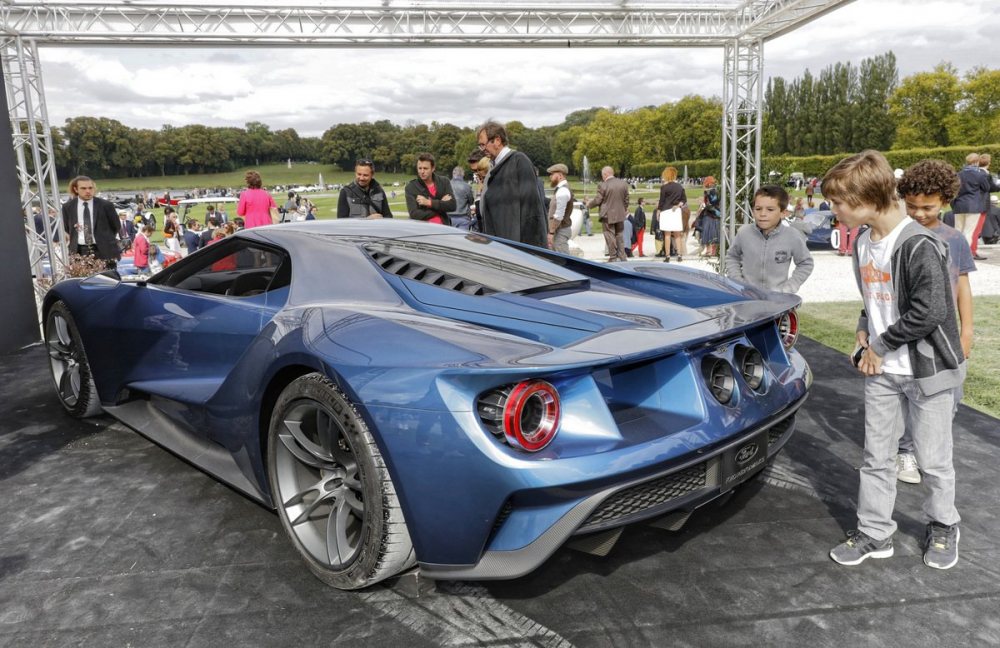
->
xmin=629 ymin=143 xmax=1000 ymax=181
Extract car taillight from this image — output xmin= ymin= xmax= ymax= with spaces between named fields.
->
xmin=497 ymin=380 xmax=560 ymax=452
xmin=777 ymin=310 xmax=799 ymax=348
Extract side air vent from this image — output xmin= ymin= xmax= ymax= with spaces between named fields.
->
xmin=367 ymin=249 xmax=496 ymax=296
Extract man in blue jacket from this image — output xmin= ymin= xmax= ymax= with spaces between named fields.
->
xmin=951 ymin=152 xmax=991 ymax=260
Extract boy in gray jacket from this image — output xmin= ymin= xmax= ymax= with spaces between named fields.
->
xmin=823 ymin=150 xmax=966 ymax=570
xmin=725 ymin=185 xmax=814 ymax=292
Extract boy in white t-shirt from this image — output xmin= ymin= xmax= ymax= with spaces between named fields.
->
xmin=822 ymin=151 xmax=967 ymax=570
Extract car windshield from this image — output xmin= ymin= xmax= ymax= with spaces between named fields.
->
xmin=363 ymin=233 xmax=585 ymax=294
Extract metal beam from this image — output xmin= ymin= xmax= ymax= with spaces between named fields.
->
xmin=1 ymin=2 xmax=749 ymax=46
xmin=739 ymin=0 xmax=856 ymax=41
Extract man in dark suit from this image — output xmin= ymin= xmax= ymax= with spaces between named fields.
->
xmin=61 ymin=175 xmax=121 ymax=266
xmin=476 ymin=121 xmax=547 ymax=248
xmin=116 ymin=209 xmax=136 ymax=250
xmin=587 ymin=166 xmax=630 ymax=262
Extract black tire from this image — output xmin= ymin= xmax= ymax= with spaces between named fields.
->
xmin=267 ymin=373 xmax=415 ymax=590
xmin=44 ymin=300 xmax=103 ymax=418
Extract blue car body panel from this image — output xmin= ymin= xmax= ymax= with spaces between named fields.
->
xmin=45 ymin=220 xmax=810 ymax=579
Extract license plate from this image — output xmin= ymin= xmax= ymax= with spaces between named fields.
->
xmin=720 ymin=430 xmax=769 ymax=492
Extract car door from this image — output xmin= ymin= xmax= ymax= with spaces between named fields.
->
xmin=97 ymin=238 xmax=289 ymax=416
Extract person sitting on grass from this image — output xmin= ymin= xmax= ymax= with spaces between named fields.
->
xmin=724 ymin=184 xmax=814 ymax=293
xmin=891 ymin=159 xmax=976 ymax=485
xmin=824 ymin=150 xmax=966 ymax=571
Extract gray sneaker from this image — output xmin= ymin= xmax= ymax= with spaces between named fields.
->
xmin=830 ymin=530 xmax=894 ymax=565
xmin=896 ymin=452 xmax=922 ymax=484
xmin=923 ymin=522 xmax=960 ymax=570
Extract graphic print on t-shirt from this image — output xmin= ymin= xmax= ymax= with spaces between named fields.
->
xmin=857 ymin=217 xmax=913 ymax=376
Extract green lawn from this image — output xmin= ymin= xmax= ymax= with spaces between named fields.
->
xmin=83 ymin=163 xmax=354 ymax=193
xmin=798 ymin=298 xmax=1000 ymax=418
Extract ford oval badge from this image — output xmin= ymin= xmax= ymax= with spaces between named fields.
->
xmin=735 ymin=442 xmax=759 ymax=465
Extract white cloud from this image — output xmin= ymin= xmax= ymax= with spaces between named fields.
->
xmin=38 ymin=0 xmax=1000 ymax=136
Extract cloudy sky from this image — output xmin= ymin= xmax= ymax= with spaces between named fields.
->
xmin=39 ymin=0 xmax=1000 ymax=136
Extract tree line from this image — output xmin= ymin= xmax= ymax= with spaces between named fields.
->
xmin=764 ymin=53 xmax=1000 ymax=155
xmin=51 ymin=51 xmax=1000 ymax=181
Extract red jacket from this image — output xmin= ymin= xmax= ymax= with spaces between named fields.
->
xmin=134 ymin=234 xmax=151 ymax=268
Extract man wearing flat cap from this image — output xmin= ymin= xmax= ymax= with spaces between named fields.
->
xmin=546 ymin=163 xmax=574 ymax=254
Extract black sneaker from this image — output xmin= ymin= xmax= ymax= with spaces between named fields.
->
xmin=923 ymin=522 xmax=959 ymax=570
xmin=829 ymin=529 xmax=894 ymax=565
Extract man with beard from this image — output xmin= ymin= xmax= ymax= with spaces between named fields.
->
xmin=405 ymin=153 xmax=455 ymax=225
xmin=337 ymin=159 xmax=393 ymax=219
xmin=546 ymin=163 xmax=574 ymax=254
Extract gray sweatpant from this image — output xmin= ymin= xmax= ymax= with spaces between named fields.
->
xmin=857 ymin=372 xmax=960 ymax=541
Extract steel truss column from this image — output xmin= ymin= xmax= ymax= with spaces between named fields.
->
xmin=1 ymin=35 xmax=66 ymax=300
xmin=720 ymin=37 xmax=763 ymax=273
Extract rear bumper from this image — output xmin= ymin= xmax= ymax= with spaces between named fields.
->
xmin=419 ymin=393 xmax=804 ymax=581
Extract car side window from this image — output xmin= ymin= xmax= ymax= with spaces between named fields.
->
xmin=153 ymin=238 xmax=290 ymax=298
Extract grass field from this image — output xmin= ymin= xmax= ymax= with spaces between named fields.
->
xmin=798 ymin=298 xmax=1000 ymax=418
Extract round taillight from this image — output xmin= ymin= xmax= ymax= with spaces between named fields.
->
xmin=738 ymin=346 xmax=766 ymax=391
xmin=778 ymin=310 xmax=799 ymax=348
xmin=502 ymin=380 xmax=560 ymax=452
xmin=703 ymin=358 xmax=735 ymax=405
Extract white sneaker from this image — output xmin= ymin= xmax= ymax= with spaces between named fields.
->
xmin=896 ymin=453 xmax=922 ymax=484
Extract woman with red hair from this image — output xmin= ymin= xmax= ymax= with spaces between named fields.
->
xmin=655 ymin=166 xmax=688 ymax=262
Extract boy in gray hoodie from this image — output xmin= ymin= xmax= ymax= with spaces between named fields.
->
xmin=725 ymin=185 xmax=814 ymax=292
xmin=824 ymin=150 xmax=966 ymax=570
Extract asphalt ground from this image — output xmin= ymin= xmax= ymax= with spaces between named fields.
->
xmin=1 ymin=338 xmax=999 ymax=647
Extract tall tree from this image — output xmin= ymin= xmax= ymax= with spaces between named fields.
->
xmin=947 ymin=67 xmax=1000 ymax=145
xmin=851 ymin=52 xmax=897 ymax=151
xmin=573 ymin=109 xmax=641 ymax=175
xmin=889 ymin=63 xmax=959 ymax=149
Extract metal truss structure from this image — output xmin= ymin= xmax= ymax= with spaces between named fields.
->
xmin=1 ymin=34 xmax=66 ymax=294
xmin=720 ymin=37 xmax=763 ymax=266
xmin=1 ymin=0 xmax=852 ymax=290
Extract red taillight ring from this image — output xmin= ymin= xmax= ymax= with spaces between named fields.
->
xmin=778 ymin=310 xmax=799 ymax=348
xmin=502 ymin=380 xmax=560 ymax=452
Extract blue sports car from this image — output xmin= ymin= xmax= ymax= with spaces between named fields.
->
xmin=43 ymin=220 xmax=811 ymax=590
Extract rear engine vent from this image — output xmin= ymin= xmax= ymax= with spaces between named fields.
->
xmin=767 ymin=414 xmax=796 ymax=447
xmin=702 ymin=357 xmax=736 ymax=405
xmin=366 ymin=248 xmax=495 ymax=296
xmin=580 ymin=463 xmax=707 ymax=531
xmin=736 ymin=345 xmax=766 ymax=392
xmin=477 ymin=386 xmax=512 ymax=437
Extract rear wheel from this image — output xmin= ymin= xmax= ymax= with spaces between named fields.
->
xmin=44 ymin=301 xmax=103 ymax=418
xmin=267 ymin=373 xmax=415 ymax=589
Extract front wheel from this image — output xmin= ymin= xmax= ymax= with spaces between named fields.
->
xmin=267 ymin=373 xmax=415 ymax=589
xmin=44 ymin=301 xmax=103 ymax=418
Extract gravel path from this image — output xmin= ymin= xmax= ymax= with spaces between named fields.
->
xmin=572 ymin=233 xmax=1000 ymax=303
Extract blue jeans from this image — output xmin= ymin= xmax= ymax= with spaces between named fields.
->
xmin=858 ymin=372 xmax=960 ymax=540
